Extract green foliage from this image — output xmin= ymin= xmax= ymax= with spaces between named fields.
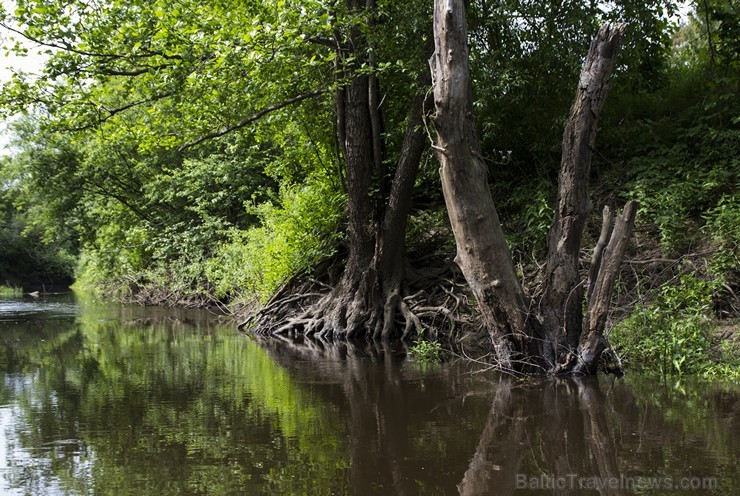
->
xmin=1 ymin=0 xmax=336 ymax=147
xmin=408 ymin=339 xmax=443 ymax=364
xmin=469 ymin=0 xmax=678 ymax=183
xmin=207 ymin=174 xmax=344 ymax=302
xmin=677 ymin=0 xmax=740 ymax=71
xmin=703 ymin=193 xmax=740 ymax=281
xmin=0 ymin=151 xmax=77 ymax=287
xmin=621 ymin=107 xmax=738 ymax=252
xmin=599 ymin=1 xmax=739 ymax=256
xmin=0 ymin=285 xmax=22 ymax=296
xmin=405 ymin=209 xmax=455 ymax=255
xmin=1 ymin=0 xmax=349 ymax=304
xmin=0 ymin=218 xmax=76 ymax=287
xmin=496 ymin=179 xmax=555 ymax=257
xmin=4 ymin=0 xmax=735 ymax=333
xmin=611 ymin=272 xmax=737 ymax=381
xmin=7 ymin=100 xmax=336 ymax=303
xmin=599 ymin=6 xmax=739 ymax=381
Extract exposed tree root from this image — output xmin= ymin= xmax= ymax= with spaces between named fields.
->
xmin=100 ymin=275 xmax=225 ymax=309
xmin=242 ymin=254 xmax=478 ymax=343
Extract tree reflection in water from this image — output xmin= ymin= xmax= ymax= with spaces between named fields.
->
xmin=260 ymin=336 xmax=736 ymax=496
xmin=457 ymin=377 xmax=626 ymax=496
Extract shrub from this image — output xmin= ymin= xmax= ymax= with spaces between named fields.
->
xmin=408 ymin=339 xmax=443 ymax=363
xmin=0 ymin=285 xmax=22 ymax=296
xmin=207 ymin=174 xmax=344 ymax=302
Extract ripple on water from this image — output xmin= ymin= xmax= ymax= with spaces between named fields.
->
xmin=0 ymin=295 xmax=78 ymax=322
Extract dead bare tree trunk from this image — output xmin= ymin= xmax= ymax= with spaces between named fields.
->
xmin=429 ymin=0 xmax=545 ymax=371
xmin=430 ymin=2 xmax=634 ymax=374
xmin=542 ymin=24 xmax=638 ymax=374
xmin=573 ymin=201 xmax=637 ymax=374
xmin=541 ymin=23 xmax=627 ymax=368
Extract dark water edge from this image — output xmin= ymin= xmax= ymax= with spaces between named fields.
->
xmin=0 ymin=293 xmax=737 ymax=495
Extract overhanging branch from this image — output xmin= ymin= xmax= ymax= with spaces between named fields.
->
xmin=0 ymin=20 xmax=183 ymax=62
xmin=67 ymin=92 xmax=174 ymax=132
xmin=178 ymin=89 xmax=326 ymax=151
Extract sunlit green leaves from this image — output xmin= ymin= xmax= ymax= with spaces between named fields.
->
xmin=206 ymin=173 xmax=344 ymax=301
xmin=2 ymin=0 xmax=336 ymax=149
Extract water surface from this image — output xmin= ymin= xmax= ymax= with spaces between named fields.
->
xmin=0 ymin=294 xmax=736 ymax=494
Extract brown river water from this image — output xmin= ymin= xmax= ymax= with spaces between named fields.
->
xmin=0 ymin=293 xmax=737 ymax=495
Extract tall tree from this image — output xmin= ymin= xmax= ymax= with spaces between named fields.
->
xmin=255 ymin=0 xmax=433 ymax=339
xmin=2 ymin=0 xmax=435 ymax=337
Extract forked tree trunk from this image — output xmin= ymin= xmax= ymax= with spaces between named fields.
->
xmin=541 ymin=23 xmax=627 ymax=366
xmin=430 ymin=1 xmax=634 ymax=374
xmin=314 ymin=0 xmax=430 ymax=339
xmin=257 ymin=0 xmax=430 ymax=340
xmin=573 ymin=201 xmax=637 ymax=374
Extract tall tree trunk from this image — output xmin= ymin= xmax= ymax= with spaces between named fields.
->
xmin=429 ymin=0 xmax=544 ymax=370
xmin=254 ymin=0 xmax=430 ymax=340
xmin=376 ymin=88 xmax=431 ymax=340
xmin=541 ymin=24 xmax=626 ymax=366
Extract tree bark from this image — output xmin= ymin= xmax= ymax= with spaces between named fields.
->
xmin=429 ymin=3 xmax=631 ymax=373
xmin=573 ymin=201 xmax=637 ymax=374
xmin=376 ymin=89 xmax=431 ymax=340
xmin=541 ymin=23 xmax=626 ymax=367
xmin=430 ymin=0 xmax=544 ymax=370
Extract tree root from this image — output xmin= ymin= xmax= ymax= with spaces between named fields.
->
xmin=244 ymin=256 xmax=476 ymax=342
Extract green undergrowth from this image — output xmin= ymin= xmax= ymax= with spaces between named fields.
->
xmin=74 ymin=173 xmax=344 ymax=307
xmin=600 ymin=50 xmax=739 ymax=382
xmin=408 ymin=339 xmax=443 ymax=364
xmin=610 ymin=272 xmax=739 ymax=382
xmin=0 ymin=285 xmax=22 ymax=296
xmin=600 ymin=59 xmax=738 ymax=255
xmin=206 ymin=174 xmax=344 ymax=304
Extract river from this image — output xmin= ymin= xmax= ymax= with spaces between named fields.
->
xmin=0 ymin=293 xmax=736 ymax=495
